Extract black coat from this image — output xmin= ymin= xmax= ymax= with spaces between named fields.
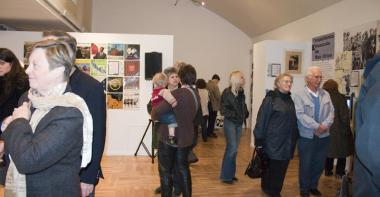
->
xmin=253 ymin=90 xmax=298 ymax=160
xmin=326 ymin=90 xmax=354 ymax=158
xmin=0 ymin=77 xmax=29 ymax=122
xmin=69 ymin=67 xmax=106 ymax=185
xmin=220 ymin=87 xmax=248 ymax=125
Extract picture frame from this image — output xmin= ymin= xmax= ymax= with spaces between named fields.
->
xmin=350 ymin=70 xmax=360 ymax=87
xmin=269 ymin=63 xmax=281 ymax=77
xmin=285 ymin=50 xmax=303 ymax=74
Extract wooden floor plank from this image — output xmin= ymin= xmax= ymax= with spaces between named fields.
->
xmin=0 ymin=128 xmax=342 ymax=196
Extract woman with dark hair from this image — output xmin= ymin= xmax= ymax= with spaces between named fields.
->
xmin=151 ymin=64 xmax=199 ymax=197
xmin=254 ymin=73 xmax=298 ymax=196
xmin=0 ymin=48 xmax=29 ymax=122
xmin=196 ymin=78 xmax=209 ymax=142
xmin=322 ymin=79 xmax=354 ymax=178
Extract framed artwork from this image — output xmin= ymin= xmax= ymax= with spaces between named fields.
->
xmin=285 ymin=50 xmax=303 ymax=74
xmin=268 ymin=63 xmax=281 ymax=77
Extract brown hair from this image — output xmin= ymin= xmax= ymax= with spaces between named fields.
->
xmin=322 ymin=79 xmax=339 ymax=93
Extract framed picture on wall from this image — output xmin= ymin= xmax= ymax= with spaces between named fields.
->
xmin=285 ymin=50 xmax=303 ymax=74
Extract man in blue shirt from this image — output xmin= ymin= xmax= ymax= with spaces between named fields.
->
xmin=293 ymin=66 xmax=334 ymax=197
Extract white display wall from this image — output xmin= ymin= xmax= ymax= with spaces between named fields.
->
xmin=0 ymin=31 xmax=173 ymax=155
xmin=251 ymin=40 xmax=311 ymax=146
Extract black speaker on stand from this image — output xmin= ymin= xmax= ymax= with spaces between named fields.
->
xmin=145 ymin=52 xmax=162 ymax=80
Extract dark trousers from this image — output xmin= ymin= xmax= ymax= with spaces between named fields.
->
xmin=200 ymin=116 xmax=208 ymax=141
xmin=207 ymin=110 xmax=217 ymax=136
xmin=261 ymin=159 xmax=290 ymax=196
xmin=325 ymin=157 xmax=346 ymax=175
xmin=298 ymin=136 xmax=330 ymax=192
xmin=158 ymin=142 xmax=192 ymax=197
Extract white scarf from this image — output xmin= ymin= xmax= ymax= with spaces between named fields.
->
xmin=5 ymin=82 xmax=93 ymax=197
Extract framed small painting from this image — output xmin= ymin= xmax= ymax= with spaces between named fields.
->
xmin=285 ymin=50 xmax=303 ymax=74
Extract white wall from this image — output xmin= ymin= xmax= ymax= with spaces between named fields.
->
xmin=92 ymin=0 xmax=253 ymax=123
xmin=0 ymin=31 xmax=173 ymax=156
xmin=251 ymin=40 xmax=310 ymax=146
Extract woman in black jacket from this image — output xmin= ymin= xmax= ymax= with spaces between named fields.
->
xmin=253 ymin=73 xmax=298 ymax=197
xmin=219 ymin=71 xmax=248 ymax=184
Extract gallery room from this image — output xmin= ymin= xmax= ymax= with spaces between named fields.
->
xmin=0 ymin=0 xmax=379 ymax=196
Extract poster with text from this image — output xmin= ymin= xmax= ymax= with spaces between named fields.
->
xmin=312 ymin=32 xmax=335 ymax=61
xmin=343 ymin=20 xmax=378 ymax=70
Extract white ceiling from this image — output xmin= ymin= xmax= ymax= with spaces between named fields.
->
xmin=0 ymin=0 xmax=342 ymax=38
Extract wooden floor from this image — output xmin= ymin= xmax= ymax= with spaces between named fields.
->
xmin=0 ymin=128 xmax=342 ymax=196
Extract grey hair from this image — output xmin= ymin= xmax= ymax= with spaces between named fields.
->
xmin=305 ymin=66 xmax=321 ymax=82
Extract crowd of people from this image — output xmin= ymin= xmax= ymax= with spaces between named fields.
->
xmin=0 ymin=30 xmax=379 ymax=197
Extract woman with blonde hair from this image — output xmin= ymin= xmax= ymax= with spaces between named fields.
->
xmin=254 ymin=73 xmax=298 ymax=196
xmin=220 ymin=71 xmax=248 ymax=184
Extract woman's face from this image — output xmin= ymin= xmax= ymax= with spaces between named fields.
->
xmin=0 ymin=59 xmax=12 ymax=77
xmin=26 ymin=48 xmax=63 ymax=92
xmin=167 ymin=73 xmax=179 ymax=89
xmin=239 ymin=75 xmax=245 ymax=87
xmin=277 ymin=76 xmax=293 ymax=93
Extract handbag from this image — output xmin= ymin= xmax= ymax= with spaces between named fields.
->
xmin=244 ymin=148 xmax=263 ymax=179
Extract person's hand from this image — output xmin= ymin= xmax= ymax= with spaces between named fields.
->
xmin=315 ymin=124 xmax=328 ymax=136
xmin=12 ymin=102 xmax=31 ymax=120
xmin=161 ymin=90 xmax=177 ymax=107
xmin=1 ymin=116 xmax=13 ymax=132
xmin=80 ymin=182 xmax=94 ymax=197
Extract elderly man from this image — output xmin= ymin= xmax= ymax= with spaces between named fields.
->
xmin=293 ymin=66 xmax=334 ymax=197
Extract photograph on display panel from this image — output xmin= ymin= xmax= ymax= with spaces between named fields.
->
xmin=107 ymin=93 xmax=123 ymax=109
xmin=91 ymin=43 xmax=108 ymax=59
xmin=124 ymin=77 xmax=139 ymax=90
xmin=123 ymin=90 xmax=139 ymax=109
xmin=285 ymin=50 xmax=303 ymax=74
xmin=335 ymin=51 xmax=353 ymax=95
xmin=126 ymin=44 xmax=140 ymax=60
xmin=124 ymin=60 xmax=140 ymax=76
xmin=75 ymin=59 xmax=91 ymax=75
xmin=76 ymin=43 xmax=91 ymax=59
xmin=108 ymin=44 xmax=125 ymax=59
xmin=107 ymin=77 xmax=123 ymax=93
xmin=91 ymin=59 xmax=107 ymax=76
xmin=343 ymin=20 xmax=378 ymax=70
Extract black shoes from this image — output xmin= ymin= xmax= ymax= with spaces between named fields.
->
xmin=166 ymin=136 xmax=178 ymax=147
xmin=222 ymin=180 xmax=234 ymax=184
xmin=309 ymin=189 xmax=322 ymax=196
xmin=232 ymin=177 xmax=238 ymax=181
xmin=209 ymin=133 xmax=217 ymax=138
xmin=300 ymin=191 xmax=310 ymax=197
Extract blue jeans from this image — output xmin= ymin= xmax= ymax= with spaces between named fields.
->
xmin=220 ymin=118 xmax=242 ymax=181
xmin=298 ymin=136 xmax=330 ymax=192
xmin=159 ymin=112 xmax=177 ymax=128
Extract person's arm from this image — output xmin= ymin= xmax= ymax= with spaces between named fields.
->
xmin=80 ymin=84 xmax=106 ymax=185
xmin=151 ymin=94 xmax=175 ymax=121
xmin=253 ymin=96 xmax=272 ymax=146
xmin=293 ymin=93 xmax=320 ymax=130
xmin=2 ymin=108 xmax=83 ymax=174
xmin=321 ymin=93 xmax=335 ymax=128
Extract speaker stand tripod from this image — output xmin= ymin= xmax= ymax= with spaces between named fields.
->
xmin=134 ymin=119 xmax=157 ymax=163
